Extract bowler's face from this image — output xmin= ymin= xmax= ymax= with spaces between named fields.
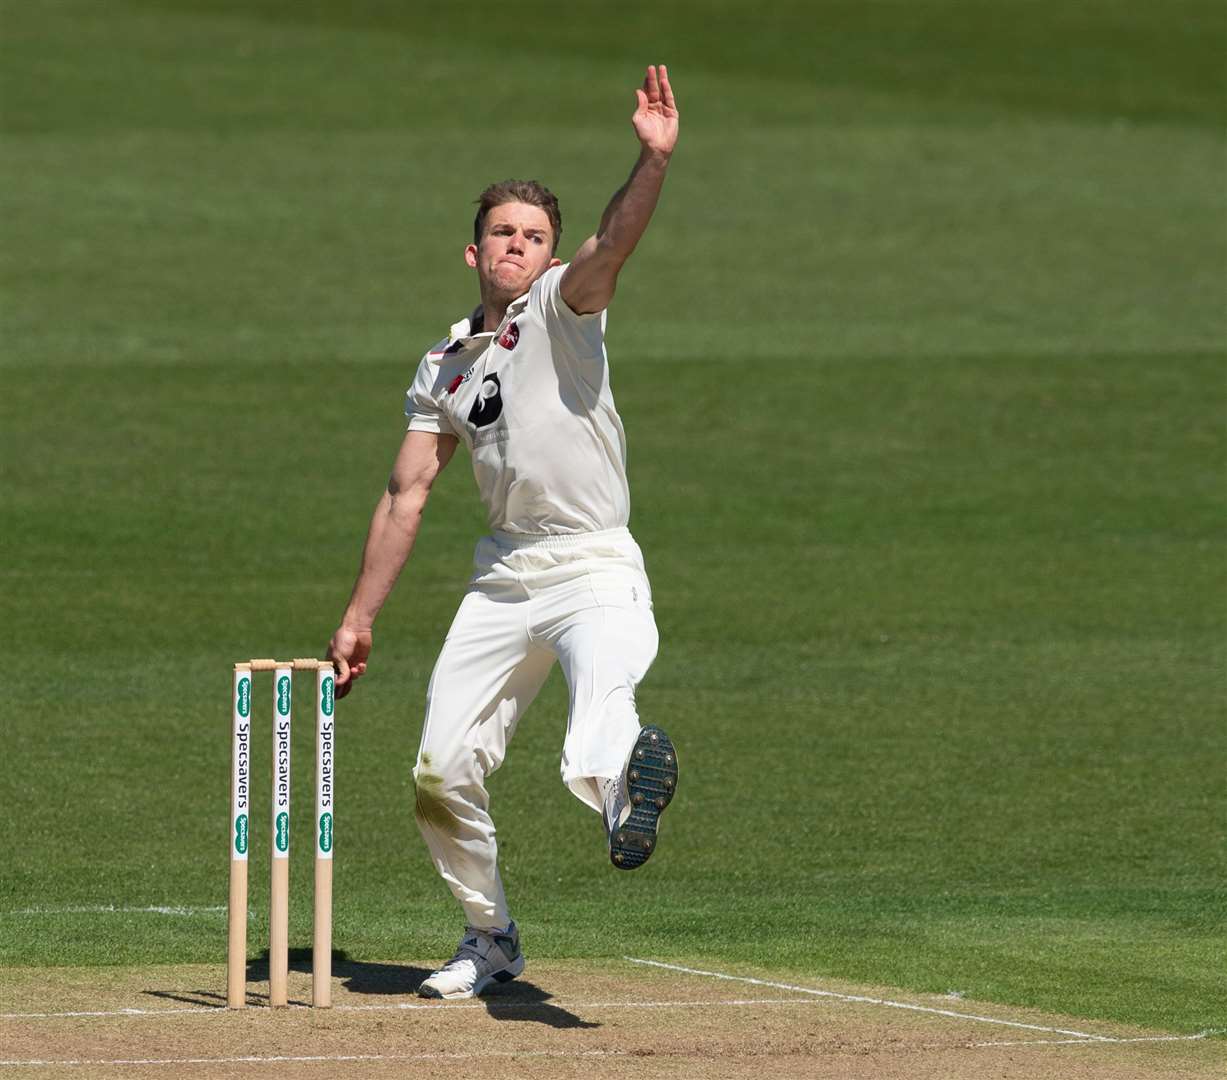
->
xmin=466 ymin=202 xmax=559 ymax=301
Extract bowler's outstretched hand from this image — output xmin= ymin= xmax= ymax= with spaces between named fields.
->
xmin=328 ymin=625 xmax=371 ymax=699
xmin=633 ymin=65 xmax=679 ymax=157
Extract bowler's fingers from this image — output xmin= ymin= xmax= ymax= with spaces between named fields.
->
xmin=635 ymin=87 xmax=649 ymax=113
xmin=332 ymin=652 xmax=352 ymax=687
xmin=644 ymin=65 xmax=660 ymax=104
xmin=659 ymin=64 xmax=676 ymax=111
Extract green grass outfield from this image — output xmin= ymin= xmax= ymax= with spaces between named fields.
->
xmin=2 ymin=0 xmax=1224 ymax=1037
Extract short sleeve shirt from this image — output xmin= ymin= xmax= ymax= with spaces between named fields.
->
xmin=404 ymin=264 xmax=630 ymax=536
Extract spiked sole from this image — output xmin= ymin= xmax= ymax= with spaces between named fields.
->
xmin=610 ymin=725 xmax=678 ymax=870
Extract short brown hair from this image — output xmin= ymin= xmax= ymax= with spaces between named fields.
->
xmin=473 ymin=180 xmax=562 ymax=254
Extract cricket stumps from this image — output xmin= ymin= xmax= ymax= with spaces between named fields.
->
xmin=228 ymin=659 xmax=336 ymax=1009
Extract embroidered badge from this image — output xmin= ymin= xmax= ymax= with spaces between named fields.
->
xmin=498 ymin=322 xmax=520 ymax=351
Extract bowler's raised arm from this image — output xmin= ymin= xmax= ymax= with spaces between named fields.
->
xmin=560 ymin=65 xmax=679 ymax=316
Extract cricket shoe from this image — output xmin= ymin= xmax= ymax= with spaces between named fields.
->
xmin=417 ymin=921 xmax=524 ymax=1000
xmin=603 ymin=725 xmax=679 ymax=870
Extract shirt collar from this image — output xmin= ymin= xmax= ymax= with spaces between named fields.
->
xmin=438 ymin=292 xmax=531 ymax=355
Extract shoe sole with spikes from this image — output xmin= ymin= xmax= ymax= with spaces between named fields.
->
xmin=610 ymin=726 xmax=678 ymax=870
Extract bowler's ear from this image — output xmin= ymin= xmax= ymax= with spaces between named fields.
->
xmin=549 ymin=257 xmax=562 ymax=268
xmin=464 ymin=243 xmax=479 ymax=269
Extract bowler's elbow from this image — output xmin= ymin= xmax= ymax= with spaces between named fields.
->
xmin=384 ymin=471 xmax=436 ymax=523
xmin=561 ymin=243 xmax=624 ymax=315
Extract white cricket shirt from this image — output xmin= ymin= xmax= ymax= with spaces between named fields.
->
xmin=404 ymin=264 xmax=630 ymax=536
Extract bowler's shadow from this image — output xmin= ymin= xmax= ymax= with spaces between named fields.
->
xmin=142 ymin=948 xmax=598 ymax=1027
xmin=340 ymin=957 xmax=599 ymax=1029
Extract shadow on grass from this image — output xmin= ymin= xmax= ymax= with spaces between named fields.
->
xmin=143 ymin=947 xmax=599 ymax=1028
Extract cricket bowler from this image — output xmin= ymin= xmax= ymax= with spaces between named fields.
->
xmin=327 ymin=64 xmax=680 ymax=1000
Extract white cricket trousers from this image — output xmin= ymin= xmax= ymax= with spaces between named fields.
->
xmin=412 ymin=526 xmax=658 ymax=929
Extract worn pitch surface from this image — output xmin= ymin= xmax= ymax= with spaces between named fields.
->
xmin=2 ymin=962 xmax=1221 ymax=1080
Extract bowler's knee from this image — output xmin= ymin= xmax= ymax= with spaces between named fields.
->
xmin=412 ymin=750 xmax=482 ymax=838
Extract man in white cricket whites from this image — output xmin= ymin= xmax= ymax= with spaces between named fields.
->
xmin=326 ymin=65 xmax=680 ymax=1000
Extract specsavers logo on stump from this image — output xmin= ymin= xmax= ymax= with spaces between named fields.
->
xmin=318 ymin=675 xmax=334 ymax=856
xmin=233 ymin=676 xmax=250 ymax=856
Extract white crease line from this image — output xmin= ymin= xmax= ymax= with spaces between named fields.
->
xmin=5 ymin=906 xmax=227 ymax=917
xmin=0 ymin=1049 xmax=626 ymax=1068
xmin=0 ymin=996 xmax=820 ymax=1021
xmin=970 ymin=1032 xmax=1218 ymax=1047
xmin=341 ymin=996 xmax=818 ymax=1013
xmin=625 ymin=957 xmax=1118 ymax=1042
xmin=0 ymin=1006 xmax=220 ymax=1020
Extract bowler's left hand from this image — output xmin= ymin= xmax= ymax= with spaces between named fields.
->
xmin=327 ymin=625 xmax=371 ymax=700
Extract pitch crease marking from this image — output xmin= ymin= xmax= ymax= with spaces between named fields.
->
xmin=626 ymin=957 xmax=1128 ymax=1042
xmin=0 ymin=996 xmax=820 ymax=1021
xmin=5 ymin=905 xmax=227 ymax=917
xmin=969 ymin=1032 xmax=1217 ymax=1047
xmin=0 ymin=1049 xmax=626 ymax=1068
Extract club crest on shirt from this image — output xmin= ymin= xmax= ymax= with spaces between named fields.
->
xmin=467 ymin=372 xmax=503 ymax=428
xmin=446 ymin=366 xmax=475 ymax=395
xmin=498 ymin=322 xmax=520 ymax=351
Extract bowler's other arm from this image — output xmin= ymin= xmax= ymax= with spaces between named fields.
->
xmin=327 ymin=429 xmax=458 ymax=697
xmin=560 ymin=64 xmax=679 ymax=316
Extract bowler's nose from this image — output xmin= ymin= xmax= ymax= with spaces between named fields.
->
xmin=506 ymin=230 xmax=525 ymax=254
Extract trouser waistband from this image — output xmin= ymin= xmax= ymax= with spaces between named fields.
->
xmin=489 ymin=526 xmax=633 ymax=550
